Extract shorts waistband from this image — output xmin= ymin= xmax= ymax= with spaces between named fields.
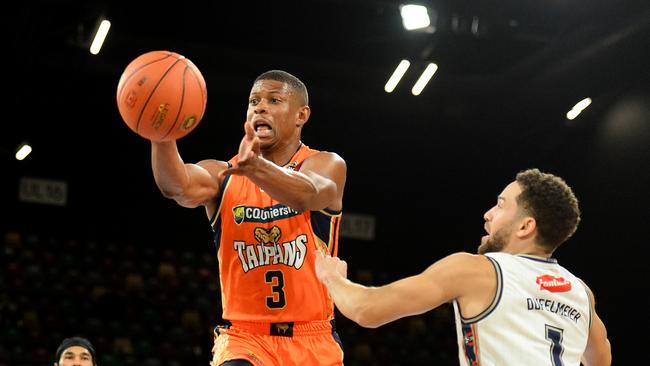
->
xmin=217 ymin=319 xmax=336 ymax=337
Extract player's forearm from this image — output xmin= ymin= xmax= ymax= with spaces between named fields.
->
xmin=246 ymin=157 xmax=331 ymax=212
xmin=151 ymin=141 xmax=191 ymax=197
xmin=321 ymin=275 xmax=389 ymax=328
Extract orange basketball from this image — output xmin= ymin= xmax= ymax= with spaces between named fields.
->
xmin=116 ymin=50 xmax=207 ymax=141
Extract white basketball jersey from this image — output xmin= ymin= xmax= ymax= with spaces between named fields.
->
xmin=453 ymin=253 xmax=591 ymax=366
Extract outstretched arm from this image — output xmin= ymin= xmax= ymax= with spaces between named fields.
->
xmin=581 ymin=285 xmax=612 ymax=366
xmin=151 ymin=140 xmax=227 ymax=209
xmin=315 ymin=252 xmax=494 ymax=328
xmin=221 ymin=121 xmax=346 ymax=212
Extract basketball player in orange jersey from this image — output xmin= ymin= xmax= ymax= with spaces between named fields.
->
xmin=151 ymin=70 xmax=347 ymax=366
xmin=316 ymin=169 xmax=611 ymax=366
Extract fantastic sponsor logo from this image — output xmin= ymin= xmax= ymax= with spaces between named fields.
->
xmin=536 ymin=274 xmax=572 ymax=293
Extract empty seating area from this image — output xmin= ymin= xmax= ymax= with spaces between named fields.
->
xmin=1 ymin=230 xmax=457 ymax=365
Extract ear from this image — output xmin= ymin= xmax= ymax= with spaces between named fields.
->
xmin=296 ymin=105 xmax=311 ymax=127
xmin=516 ymin=216 xmax=536 ymax=239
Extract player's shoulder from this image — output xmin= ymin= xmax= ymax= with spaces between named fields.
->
xmin=311 ymin=150 xmax=346 ymax=163
xmin=423 ymin=252 xmax=496 ymax=298
xmin=319 ymin=150 xmax=346 ymax=162
xmin=434 ymin=252 xmax=495 ymax=277
xmin=447 ymin=251 xmax=492 ymax=263
xmin=303 ymin=150 xmax=347 ymax=169
xmin=302 ymin=144 xmax=344 ymax=159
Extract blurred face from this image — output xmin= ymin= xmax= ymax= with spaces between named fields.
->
xmin=246 ymin=79 xmax=308 ymax=151
xmin=55 ymin=346 xmax=93 ymax=366
xmin=478 ymin=181 xmax=522 ymax=254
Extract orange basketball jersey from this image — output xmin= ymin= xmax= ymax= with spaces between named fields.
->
xmin=210 ymin=144 xmax=341 ymax=322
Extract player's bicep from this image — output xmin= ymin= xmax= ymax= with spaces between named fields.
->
xmin=375 ymin=272 xmax=448 ymax=318
xmin=173 ymin=160 xmax=226 ymax=208
xmin=387 ymin=254 xmax=477 ymax=310
xmin=362 ymin=253 xmax=476 ymax=327
xmin=299 ymin=152 xmax=347 ymax=211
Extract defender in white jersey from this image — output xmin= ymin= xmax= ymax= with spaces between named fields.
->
xmin=316 ymin=169 xmax=611 ymax=366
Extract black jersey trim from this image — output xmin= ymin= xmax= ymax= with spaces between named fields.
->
xmin=461 ymin=256 xmax=503 ymax=324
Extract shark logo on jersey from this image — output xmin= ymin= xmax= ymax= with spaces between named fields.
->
xmin=234 ymin=226 xmax=308 ymax=272
xmin=536 ymin=274 xmax=572 ymax=293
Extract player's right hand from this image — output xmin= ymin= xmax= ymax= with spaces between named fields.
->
xmin=220 ymin=121 xmax=260 ymax=177
xmin=315 ymin=251 xmax=348 ymax=284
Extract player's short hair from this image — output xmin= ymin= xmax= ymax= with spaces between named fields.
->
xmin=254 ymin=70 xmax=309 ymax=105
xmin=515 ymin=168 xmax=581 ymax=251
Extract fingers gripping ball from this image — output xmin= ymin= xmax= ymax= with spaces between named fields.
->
xmin=116 ymin=50 xmax=207 ymax=141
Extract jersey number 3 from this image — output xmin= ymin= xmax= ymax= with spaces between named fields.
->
xmin=265 ymin=270 xmax=286 ymax=309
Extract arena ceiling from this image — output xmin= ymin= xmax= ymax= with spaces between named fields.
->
xmin=6 ymin=0 xmax=650 ymax=152
xmin=4 ymin=0 xmax=650 ymax=242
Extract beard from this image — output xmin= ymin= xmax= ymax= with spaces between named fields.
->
xmin=478 ymin=225 xmax=512 ymax=254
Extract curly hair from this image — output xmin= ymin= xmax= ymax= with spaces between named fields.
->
xmin=254 ymin=70 xmax=309 ymax=106
xmin=515 ymin=168 xmax=581 ymax=251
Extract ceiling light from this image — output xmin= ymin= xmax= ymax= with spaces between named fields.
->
xmin=90 ymin=18 xmax=111 ymax=55
xmin=400 ymin=5 xmax=430 ymax=31
xmin=15 ymin=143 xmax=32 ymax=161
xmin=411 ymin=63 xmax=438 ymax=96
xmin=384 ymin=60 xmax=411 ymax=93
xmin=566 ymin=97 xmax=592 ymax=120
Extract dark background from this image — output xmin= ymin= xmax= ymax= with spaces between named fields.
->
xmin=3 ymin=1 xmax=649 ymax=364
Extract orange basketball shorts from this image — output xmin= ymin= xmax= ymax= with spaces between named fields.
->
xmin=211 ymin=320 xmax=344 ymax=366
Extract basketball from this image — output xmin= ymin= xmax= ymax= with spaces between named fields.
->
xmin=116 ymin=50 xmax=207 ymax=141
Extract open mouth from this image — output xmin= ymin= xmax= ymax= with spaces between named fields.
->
xmin=253 ymin=120 xmax=272 ymax=132
xmin=253 ymin=120 xmax=272 ymax=137
xmin=255 ymin=124 xmax=271 ymax=132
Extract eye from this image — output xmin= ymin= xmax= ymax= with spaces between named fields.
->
xmin=270 ymin=98 xmax=281 ymax=103
xmin=249 ymin=98 xmax=259 ymax=106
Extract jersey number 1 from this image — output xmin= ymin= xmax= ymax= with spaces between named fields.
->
xmin=265 ymin=270 xmax=286 ymax=309
xmin=545 ymin=324 xmax=565 ymax=366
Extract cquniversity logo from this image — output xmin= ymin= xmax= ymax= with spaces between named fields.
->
xmin=232 ymin=204 xmax=301 ymax=225
xmin=233 ymin=206 xmax=246 ymax=225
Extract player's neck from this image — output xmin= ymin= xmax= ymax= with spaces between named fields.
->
xmin=261 ymin=140 xmax=303 ymax=166
xmin=504 ymin=240 xmax=550 ymax=258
